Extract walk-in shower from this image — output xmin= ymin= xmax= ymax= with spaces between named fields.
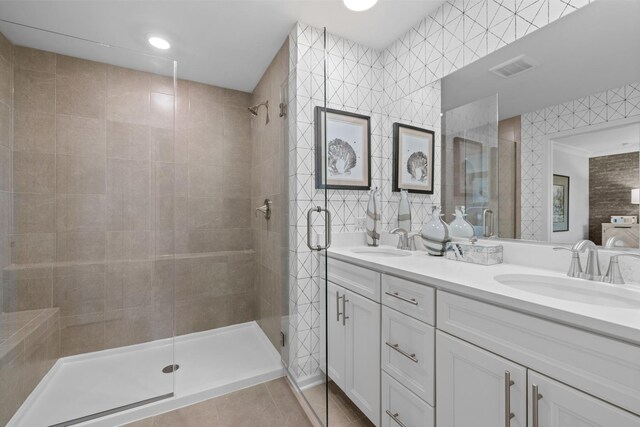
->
xmin=0 ymin=17 xmax=294 ymax=426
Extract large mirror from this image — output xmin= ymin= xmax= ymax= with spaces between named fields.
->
xmin=441 ymin=0 xmax=640 ymax=248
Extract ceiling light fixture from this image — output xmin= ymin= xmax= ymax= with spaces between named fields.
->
xmin=343 ymin=0 xmax=378 ymax=12
xmin=147 ymin=35 xmax=170 ymax=50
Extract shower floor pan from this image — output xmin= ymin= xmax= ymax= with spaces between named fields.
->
xmin=9 ymin=321 xmax=284 ymax=426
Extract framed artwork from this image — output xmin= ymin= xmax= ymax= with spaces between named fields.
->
xmin=315 ymin=107 xmax=371 ymax=190
xmin=392 ymin=123 xmax=435 ymax=194
xmin=553 ymin=174 xmax=570 ymax=232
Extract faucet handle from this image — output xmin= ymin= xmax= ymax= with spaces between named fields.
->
xmin=553 ymin=247 xmax=583 ymax=278
xmin=604 ymin=253 xmax=640 ymax=284
xmin=390 ymin=228 xmax=409 ymax=250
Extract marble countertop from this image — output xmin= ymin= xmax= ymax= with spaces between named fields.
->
xmin=325 ymin=245 xmax=640 ymax=345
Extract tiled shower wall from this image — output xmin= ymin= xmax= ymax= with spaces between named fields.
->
xmin=287 ymin=0 xmax=593 ymax=381
xmin=251 ymin=39 xmax=290 ymax=351
xmin=0 ymin=33 xmax=12 ymax=308
xmin=520 ymin=81 xmax=640 ymax=241
xmin=2 ymin=41 xmax=255 ymax=356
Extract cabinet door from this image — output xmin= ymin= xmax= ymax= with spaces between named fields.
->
xmin=327 ymin=282 xmax=346 ymax=389
xmin=345 ymin=288 xmax=381 ymax=426
xmin=436 ymin=331 xmax=526 ymax=427
xmin=528 ymin=371 xmax=640 ymax=427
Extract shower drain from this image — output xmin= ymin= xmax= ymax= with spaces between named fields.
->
xmin=162 ymin=364 xmax=180 ymax=373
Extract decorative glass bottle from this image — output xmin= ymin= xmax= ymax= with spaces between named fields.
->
xmin=366 ymin=187 xmax=381 ymax=247
xmin=448 ymin=206 xmax=475 ymax=239
xmin=421 ymin=206 xmax=450 ymax=256
xmin=397 ymin=190 xmax=411 ymax=232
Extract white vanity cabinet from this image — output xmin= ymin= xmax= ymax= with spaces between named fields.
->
xmin=436 ymin=331 xmax=527 ymax=427
xmin=528 ymin=371 xmax=640 ymax=427
xmin=326 ymin=265 xmax=381 ymax=425
xmin=326 ymin=254 xmax=640 ymax=427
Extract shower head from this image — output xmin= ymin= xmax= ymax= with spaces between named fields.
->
xmin=248 ymin=100 xmax=269 ymax=124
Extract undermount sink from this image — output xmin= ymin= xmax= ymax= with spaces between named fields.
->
xmin=350 ymin=247 xmax=411 ymax=257
xmin=494 ymin=274 xmax=640 ymax=309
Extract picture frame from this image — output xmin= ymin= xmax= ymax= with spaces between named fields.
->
xmin=392 ymin=123 xmax=435 ymax=194
xmin=553 ymin=174 xmax=570 ymax=232
xmin=315 ymin=107 xmax=371 ymax=190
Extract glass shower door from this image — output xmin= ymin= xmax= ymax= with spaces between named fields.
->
xmin=283 ymin=25 xmax=330 ymax=426
xmin=0 ymin=20 xmax=177 ymax=426
xmin=442 ymin=95 xmax=499 ymax=236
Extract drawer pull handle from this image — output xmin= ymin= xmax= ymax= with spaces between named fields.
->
xmin=385 ymin=291 xmax=418 ymax=306
xmin=342 ymin=296 xmax=349 ymax=326
xmin=385 ymin=342 xmax=418 ymax=363
xmin=532 ymin=384 xmax=543 ymax=427
xmin=385 ymin=410 xmax=407 ymax=427
xmin=336 ymin=291 xmax=342 ymax=322
xmin=504 ymin=371 xmax=515 ymax=426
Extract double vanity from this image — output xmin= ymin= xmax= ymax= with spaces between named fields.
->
xmin=321 ymin=238 xmax=640 ymax=427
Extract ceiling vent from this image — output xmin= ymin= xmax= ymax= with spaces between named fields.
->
xmin=489 ymin=55 xmax=538 ymax=78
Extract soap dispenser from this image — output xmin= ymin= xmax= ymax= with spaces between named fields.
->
xmin=421 ymin=205 xmax=450 ymax=256
xmin=366 ymin=187 xmax=381 ymax=247
xmin=397 ymin=190 xmax=411 ymax=232
xmin=449 ymin=206 xmax=475 ymax=239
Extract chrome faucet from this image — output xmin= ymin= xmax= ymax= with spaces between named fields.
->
xmin=390 ymin=228 xmax=420 ymax=251
xmin=603 ymin=253 xmax=640 ymax=284
xmin=552 ymin=246 xmax=583 ymax=278
xmin=573 ymin=240 xmax=602 ymax=281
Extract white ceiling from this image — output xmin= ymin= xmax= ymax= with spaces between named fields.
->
xmin=553 ymin=122 xmax=640 ymax=158
xmin=442 ymin=0 xmax=640 ymax=120
xmin=0 ymin=0 xmax=444 ymax=92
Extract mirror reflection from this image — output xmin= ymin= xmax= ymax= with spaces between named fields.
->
xmin=441 ymin=0 xmax=640 ymax=248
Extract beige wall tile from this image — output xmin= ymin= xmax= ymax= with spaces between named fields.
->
xmin=220 ymin=198 xmax=251 ymax=228
xmin=0 ymin=32 xmax=12 ymax=64
xmin=55 ymin=194 xmax=106 ymax=232
xmin=13 ymin=46 xmax=56 ymax=74
xmin=106 ymin=91 xmax=150 ymax=126
xmin=56 ymin=55 xmax=106 ymax=80
xmin=2 ymin=277 xmax=52 ymax=312
xmin=223 ymin=88 xmax=251 ymax=108
xmin=0 ymin=102 xmax=11 ymax=149
xmin=13 ymin=193 xmax=55 ymax=233
xmin=56 ymin=74 xmax=106 ymax=119
xmin=0 ymin=57 xmax=12 ymax=107
xmin=56 ymin=154 xmax=106 ymax=194
xmin=106 ymin=159 xmax=149 ymax=195
xmin=107 ymin=66 xmax=150 ymax=93
xmin=223 ymin=106 xmax=251 ymax=139
xmin=188 ymin=162 xmax=224 ymax=197
xmin=13 ymin=111 xmax=55 ymax=154
xmin=14 ymin=69 xmax=55 ymax=114
xmin=13 ymin=151 xmax=55 ymax=193
xmin=187 ymin=197 xmax=220 ymax=230
xmin=59 ymin=313 xmax=105 ymax=356
xmin=151 ymin=127 xmax=174 ymax=162
xmin=223 ymin=163 xmax=251 ymax=197
xmin=187 ymin=127 xmax=224 ymax=166
xmin=188 ymin=98 xmax=223 ymax=130
xmin=0 ymin=146 xmax=12 ymax=192
xmin=0 ymin=191 xmax=10 ymax=234
xmin=150 ymin=92 xmax=174 ymax=129
xmin=55 ymin=231 xmax=106 ymax=262
xmin=56 ymin=114 xmax=106 ymax=158
xmin=150 ymin=75 xmax=174 ymax=95
xmin=188 ymin=81 xmax=224 ymax=102
xmin=107 ymin=121 xmax=149 ymax=161
xmin=11 ymin=233 xmax=55 ymax=264
xmin=53 ymin=272 xmax=105 ymax=316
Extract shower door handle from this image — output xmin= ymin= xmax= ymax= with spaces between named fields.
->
xmin=306 ymin=206 xmax=332 ymax=251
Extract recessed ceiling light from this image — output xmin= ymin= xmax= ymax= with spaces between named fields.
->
xmin=343 ymin=0 xmax=378 ymax=12
xmin=147 ymin=35 xmax=170 ymax=50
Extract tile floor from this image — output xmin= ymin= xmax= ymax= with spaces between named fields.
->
xmin=124 ymin=378 xmax=374 ymax=427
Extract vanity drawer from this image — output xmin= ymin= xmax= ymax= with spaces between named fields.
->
xmin=382 ymin=371 xmax=434 ymax=427
xmin=382 ymin=306 xmax=435 ymax=404
xmin=382 ymin=274 xmax=435 ymax=325
xmin=438 ymin=291 xmax=640 ymax=416
xmin=325 ymin=258 xmax=380 ymax=301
